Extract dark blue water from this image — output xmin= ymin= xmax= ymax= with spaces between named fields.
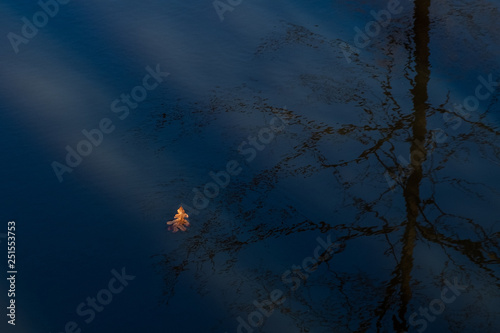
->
xmin=1 ymin=0 xmax=499 ymax=332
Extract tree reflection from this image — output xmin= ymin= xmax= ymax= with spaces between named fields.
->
xmin=152 ymin=1 xmax=500 ymax=332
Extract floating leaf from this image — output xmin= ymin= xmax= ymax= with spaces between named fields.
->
xmin=166 ymin=206 xmax=190 ymax=233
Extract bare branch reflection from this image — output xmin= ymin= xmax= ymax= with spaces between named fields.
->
xmin=149 ymin=1 xmax=500 ymax=332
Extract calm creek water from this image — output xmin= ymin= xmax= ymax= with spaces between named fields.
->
xmin=0 ymin=0 xmax=499 ymax=332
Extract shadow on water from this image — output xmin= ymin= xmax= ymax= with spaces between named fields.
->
xmin=152 ymin=1 xmax=500 ymax=332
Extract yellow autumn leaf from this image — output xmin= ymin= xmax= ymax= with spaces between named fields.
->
xmin=167 ymin=206 xmax=190 ymax=233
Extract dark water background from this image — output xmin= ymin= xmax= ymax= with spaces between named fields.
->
xmin=1 ymin=0 xmax=499 ymax=332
